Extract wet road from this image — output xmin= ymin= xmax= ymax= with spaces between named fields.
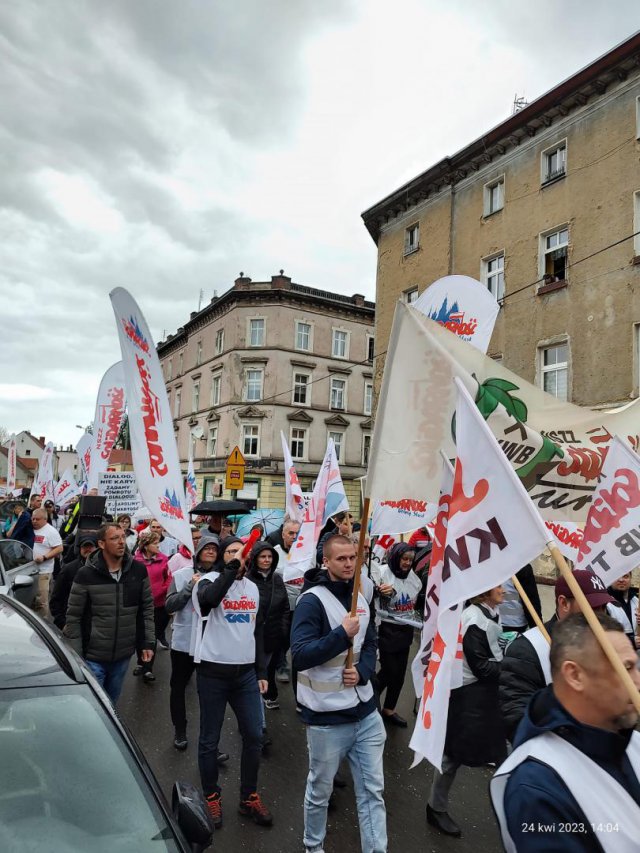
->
xmin=119 ymin=638 xmax=504 ymax=853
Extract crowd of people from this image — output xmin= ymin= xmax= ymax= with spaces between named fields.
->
xmin=2 ymin=494 xmax=640 ymax=851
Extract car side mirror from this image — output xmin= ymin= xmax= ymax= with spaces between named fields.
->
xmin=172 ymin=781 xmax=212 ymax=850
xmin=12 ymin=574 xmax=34 ymax=590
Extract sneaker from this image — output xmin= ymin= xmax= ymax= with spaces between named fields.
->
xmin=205 ymin=792 xmax=222 ymax=829
xmin=217 ymin=749 xmax=230 ymax=764
xmin=143 ymin=672 xmax=156 ymax=683
xmin=275 ymin=667 xmax=290 ymax=684
xmin=174 ymin=732 xmax=188 ymax=751
xmin=132 ymin=665 xmax=143 ymax=676
xmin=264 ymin=698 xmax=280 ymax=710
xmin=238 ymin=792 xmax=273 ymax=826
xmin=261 ymin=730 xmax=272 ymax=749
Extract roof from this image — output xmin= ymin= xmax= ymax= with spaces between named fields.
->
xmin=18 ymin=457 xmax=38 ymax=471
xmin=362 ymin=31 xmax=640 ymax=242
xmin=109 ymin=449 xmax=133 ymax=465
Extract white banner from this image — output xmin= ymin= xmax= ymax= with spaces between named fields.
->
xmin=544 ymin=520 xmax=583 ymax=562
xmin=54 ymin=469 xmax=81 ymax=507
xmin=76 ymin=432 xmax=93 ymax=485
xmin=281 ymin=431 xmax=304 ymax=523
xmin=367 ymin=300 xmax=640 ymax=522
xmin=31 ymin=441 xmax=55 ymax=502
xmin=370 ymin=497 xmax=437 ymax=537
xmin=576 ymin=436 xmax=640 ymax=584
xmin=88 ymin=361 xmax=127 ymax=491
xmin=98 ymin=471 xmax=142 ymax=516
xmin=7 ymin=434 xmax=16 ymax=491
xmin=110 ymin=287 xmax=193 ymax=550
xmin=413 ymin=274 xmax=500 ymax=353
xmin=185 ymin=443 xmax=198 ymax=511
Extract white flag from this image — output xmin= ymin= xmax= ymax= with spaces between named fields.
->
xmin=110 ymin=287 xmax=193 ymax=551
xmin=32 ymin=441 xmax=56 ymax=503
xmin=544 ymin=520 xmax=583 ymax=562
xmin=185 ymin=442 xmax=198 ymax=511
xmin=281 ymin=431 xmax=304 ymax=523
xmin=88 ymin=361 xmax=127 ymax=491
xmin=76 ymin=432 xmax=93 ymax=486
xmin=370 ymin=498 xmax=437 ymax=537
xmin=55 ymin=469 xmax=81 ymax=507
xmin=576 ymin=436 xmax=640 ymax=584
xmin=7 ymin=434 xmax=16 ymax=492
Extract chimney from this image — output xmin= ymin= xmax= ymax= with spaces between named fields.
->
xmin=271 ymin=269 xmax=291 ymax=290
xmin=352 ymin=294 xmax=365 ymax=307
xmin=234 ymin=272 xmax=252 ymax=290
xmin=190 ymin=311 xmax=197 ymax=319
xmin=39 ymin=436 xmax=45 ymax=445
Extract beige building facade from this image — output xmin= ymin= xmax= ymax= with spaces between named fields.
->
xmin=363 ymin=33 xmax=640 ymax=410
xmin=157 ymin=273 xmax=375 ymax=512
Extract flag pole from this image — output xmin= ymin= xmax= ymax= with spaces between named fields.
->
xmin=511 ymin=574 xmax=550 ymax=644
xmin=547 ymin=541 xmax=640 ymax=713
xmin=346 ymin=496 xmax=371 ymax=668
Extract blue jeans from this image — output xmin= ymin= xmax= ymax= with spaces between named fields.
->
xmin=304 ymin=711 xmax=387 ymax=853
xmin=85 ymin=657 xmax=131 ymax=705
xmin=197 ymin=667 xmax=263 ymax=798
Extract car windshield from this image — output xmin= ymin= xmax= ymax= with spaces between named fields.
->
xmin=0 ymin=689 xmax=181 ymax=852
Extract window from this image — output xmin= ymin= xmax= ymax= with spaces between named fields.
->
xmin=484 ymin=177 xmax=504 ymax=216
xmin=167 ymin=358 xmax=173 ymax=380
xmin=362 ymin=434 xmax=371 ymax=467
xmin=482 ymin=253 xmax=505 ymax=301
xmin=364 ymin=382 xmax=373 ymax=416
xmin=174 ymin=388 xmax=181 ymax=418
xmin=542 ymin=227 xmax=569 ymax=283
xmin=244 ymin=369 xmax=263 ymax=402
xmin=178 ymin=352 xmax=184 ymax=375
xmin=242 ymin=424 xmax=260 ymax=457
xmin=637 ymin=97 xmax=640 ymax=140
xmin=191 ymin=381 xmax=200 ymax=412
xmin=634 ymin=191 xmax=640 ymax=255
xmin=249 ymin=318 xmax=265 ymax=347
xmin=293 ymin=372 xmax=310 ymax=406
xmin=215 ymin=329 xmax=224 ymax=354
xmin=295 ymin=321 xmax=312 ymax=352
xmin=332 ymin=329 xmax=349 ymax=358
xmin=210 ymin=373 xmax=221 ymax=406
xmin=330 ymin=378 xmax=346 ymax=410
xmin=196 ymin=340 xmax=202 ymax=366
xmin=291 ymin=428 xmax=307 ymax=460
xmin=404 ymin=287 xmax=419 ymax=304
xmin=542 ymin=142 xmax=566 ymax=183
xmin=329 ymin=431 xmax=344 ymax=461
xmin=404 ymin=222 xmax=419 ymax=255
xmin=367 ymin=335 xmax=375 ymax=362
xmin=207 ymin=426 xmax=218 ymax=457
xmin=540 ymin=343 xmax=569 ymax=401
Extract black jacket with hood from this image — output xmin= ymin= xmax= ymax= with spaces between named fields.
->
xmin=64 ymin=550 xmax=155 ymax=662
xmin=246 ymin=541 xmax=289 ymax=654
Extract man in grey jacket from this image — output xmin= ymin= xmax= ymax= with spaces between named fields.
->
xmin=64 ymin=522 xmax=155 ymax=704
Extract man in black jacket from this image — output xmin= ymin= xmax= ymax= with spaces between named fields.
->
xmin=49 ymin=532 xmax=98 ymax=629
xmin=499 ymin=570 xmax=614 ymax=741
xmin=64 ymin=522 xmax=155 ymax=704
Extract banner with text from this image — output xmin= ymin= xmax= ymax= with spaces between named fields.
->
xmin=370 ymin=497 xmax=437 ymax=537
xmin=281 ymin=431 xmax=305 ymax=523
xmin=7 ymin=434 xmax=16 ymax=491
xmin=54 ymin=469 xmax=81 ymax=507
xmin=98 ymin=471 xmax=142 ymax=516
xmin=76 ymin=432 xmax=93 ymax=485
xmin=88 ymin=361 xmax=127 ymax=491
xmin=31 ymin=441 xmax=55 ymax=503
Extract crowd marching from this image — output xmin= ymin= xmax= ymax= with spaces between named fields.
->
xmin=2 ymin=490 xmax=640 ymax=852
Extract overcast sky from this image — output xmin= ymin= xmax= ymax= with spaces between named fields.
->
xmin=1 ymin=0 xmax=639 ymax=449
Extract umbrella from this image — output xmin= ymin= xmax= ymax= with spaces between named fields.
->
xmin=190 ymin=499 xmax=251 ymax=516
xmin=233 ymin=508 xmax=285 ymax=538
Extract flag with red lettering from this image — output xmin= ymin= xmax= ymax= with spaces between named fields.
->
xmin=87 ymin=362 xmax=127 ymax=491
xmin=7 ymin=434 xmax=16 ymax=492
xmin=185 ymin=444 xmax=198 ymax=511
xmin=544 ymin=520 xmax=583 ymax=562
xmin=76 ymin=432 xmax=93 ymax=485
xmin=575 ymin=436 xmax=640 ymax=584
xmin=110 ymin=288 xmax=193 ymax=551
xmin=54 ymin=469 xmax=81 ymax=507
xmin=31 ymin=441 xmax=56 ymax=503
xmin=370 ymin=497 xmax=437 ymax=536
xmin=281 ymin=431 xmax=304 ymax=523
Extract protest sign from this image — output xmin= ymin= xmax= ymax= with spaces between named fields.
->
xmin=98 ymin=471 xmax=141 ymax=516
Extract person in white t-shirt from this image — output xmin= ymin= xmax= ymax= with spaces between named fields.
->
xmin=32 ymin=508 xmax=63 ymax=618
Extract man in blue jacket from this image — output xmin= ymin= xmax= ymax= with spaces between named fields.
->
xmin=492 ymin=612 xmax=640 ymax=851
xmin=291 ymin=534 xmax=387 ymax=853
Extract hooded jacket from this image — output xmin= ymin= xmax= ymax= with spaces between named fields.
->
xmin=247 ymin=541 xmax=289 ymax=654
xmin=64 ymin=550 xmax=155 ymax=662
xmin=291 ymin=566 xmax=378 ymax=726
xmin=500 ymin=686 xmax=640 ymax=852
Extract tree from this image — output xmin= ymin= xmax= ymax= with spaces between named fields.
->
xmin=114 ymin=414 xmax=130 ymax=450
xmin=0 ymin=426 xmax=10 ymax=445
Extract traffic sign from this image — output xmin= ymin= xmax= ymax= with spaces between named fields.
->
xmin=227 ymin=446 xmax=246 ymax=466
xmin=225 ymin=464 xmax=245 ymax=490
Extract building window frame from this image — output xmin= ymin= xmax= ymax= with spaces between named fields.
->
xmin=196 ymin=340 xmax=202 ymax=367
xmin=538 ymin=339 xmax=570 ymax=401
xmin=243 ymin=368 xmax=264 ymax=402
xmin=364 ymin=382 xmax=373 ymax=416
xmin=242 ymin=423 xmax=260 ymax=458
xmin=178 ymin=352 xmax=184 ymax=375
xmin=295 ymin=320 xmax=313 ymax=353
xmin=207 ymin=425 xmax=218 ymax=457
xmin=404 ymin=222 xmax=420 ymax=256
xmin=541 ymin=140 xmax=567 ymax=185
xmin=539 ymin=225 xmax=569 ymax=286
xmin=290 ymin=426 xmax=307 ymax=461
xmin=215 ymin=329 xmax=224 ymax=355
xmin=210 ymin=371 xmax=221 ymax=407
xmin=328 ymin=430 xmax=345 ymax=462
xmin=483 ymin=176 xmax=505 ymax=216
xmin=366 ymin=334 xmax=375 ymax=363
xmin=292 ymin=371 xmax=311 ymax=407
xmin=167 ymin=358 xmax=173 ymax=381
xmin=330 ymin=377 xmax=347 ymax=411
xmin=192 ymin=381 xmax=200 ymax=413
xmin=404 ymin=287 xmax=419 ymax=305
xmin=248 ymin=317 xmax=266 ymax=348
xmin=481 ymin=251 xmax=505 ymax=302
xmin=173 ymin=387 xmax=182 ymax=419
xmin=362 ymin=433 xmax=371 ymax=467
xmin=331 ymin=328 xmax=350 ymax=359
xmin=634 ymin=191 xmax=640 ymax=256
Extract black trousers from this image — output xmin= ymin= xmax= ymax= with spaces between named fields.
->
xmin=170 ymin=649 xmax=196 ymax=734
xmin=137 ymin=607 xmax=169 ymax=673
xmin=376 ymin=646 xmax=411 ymax=711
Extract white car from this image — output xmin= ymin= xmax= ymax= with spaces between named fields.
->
xmin=0 ymin=540 xmax=38 ymax=607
